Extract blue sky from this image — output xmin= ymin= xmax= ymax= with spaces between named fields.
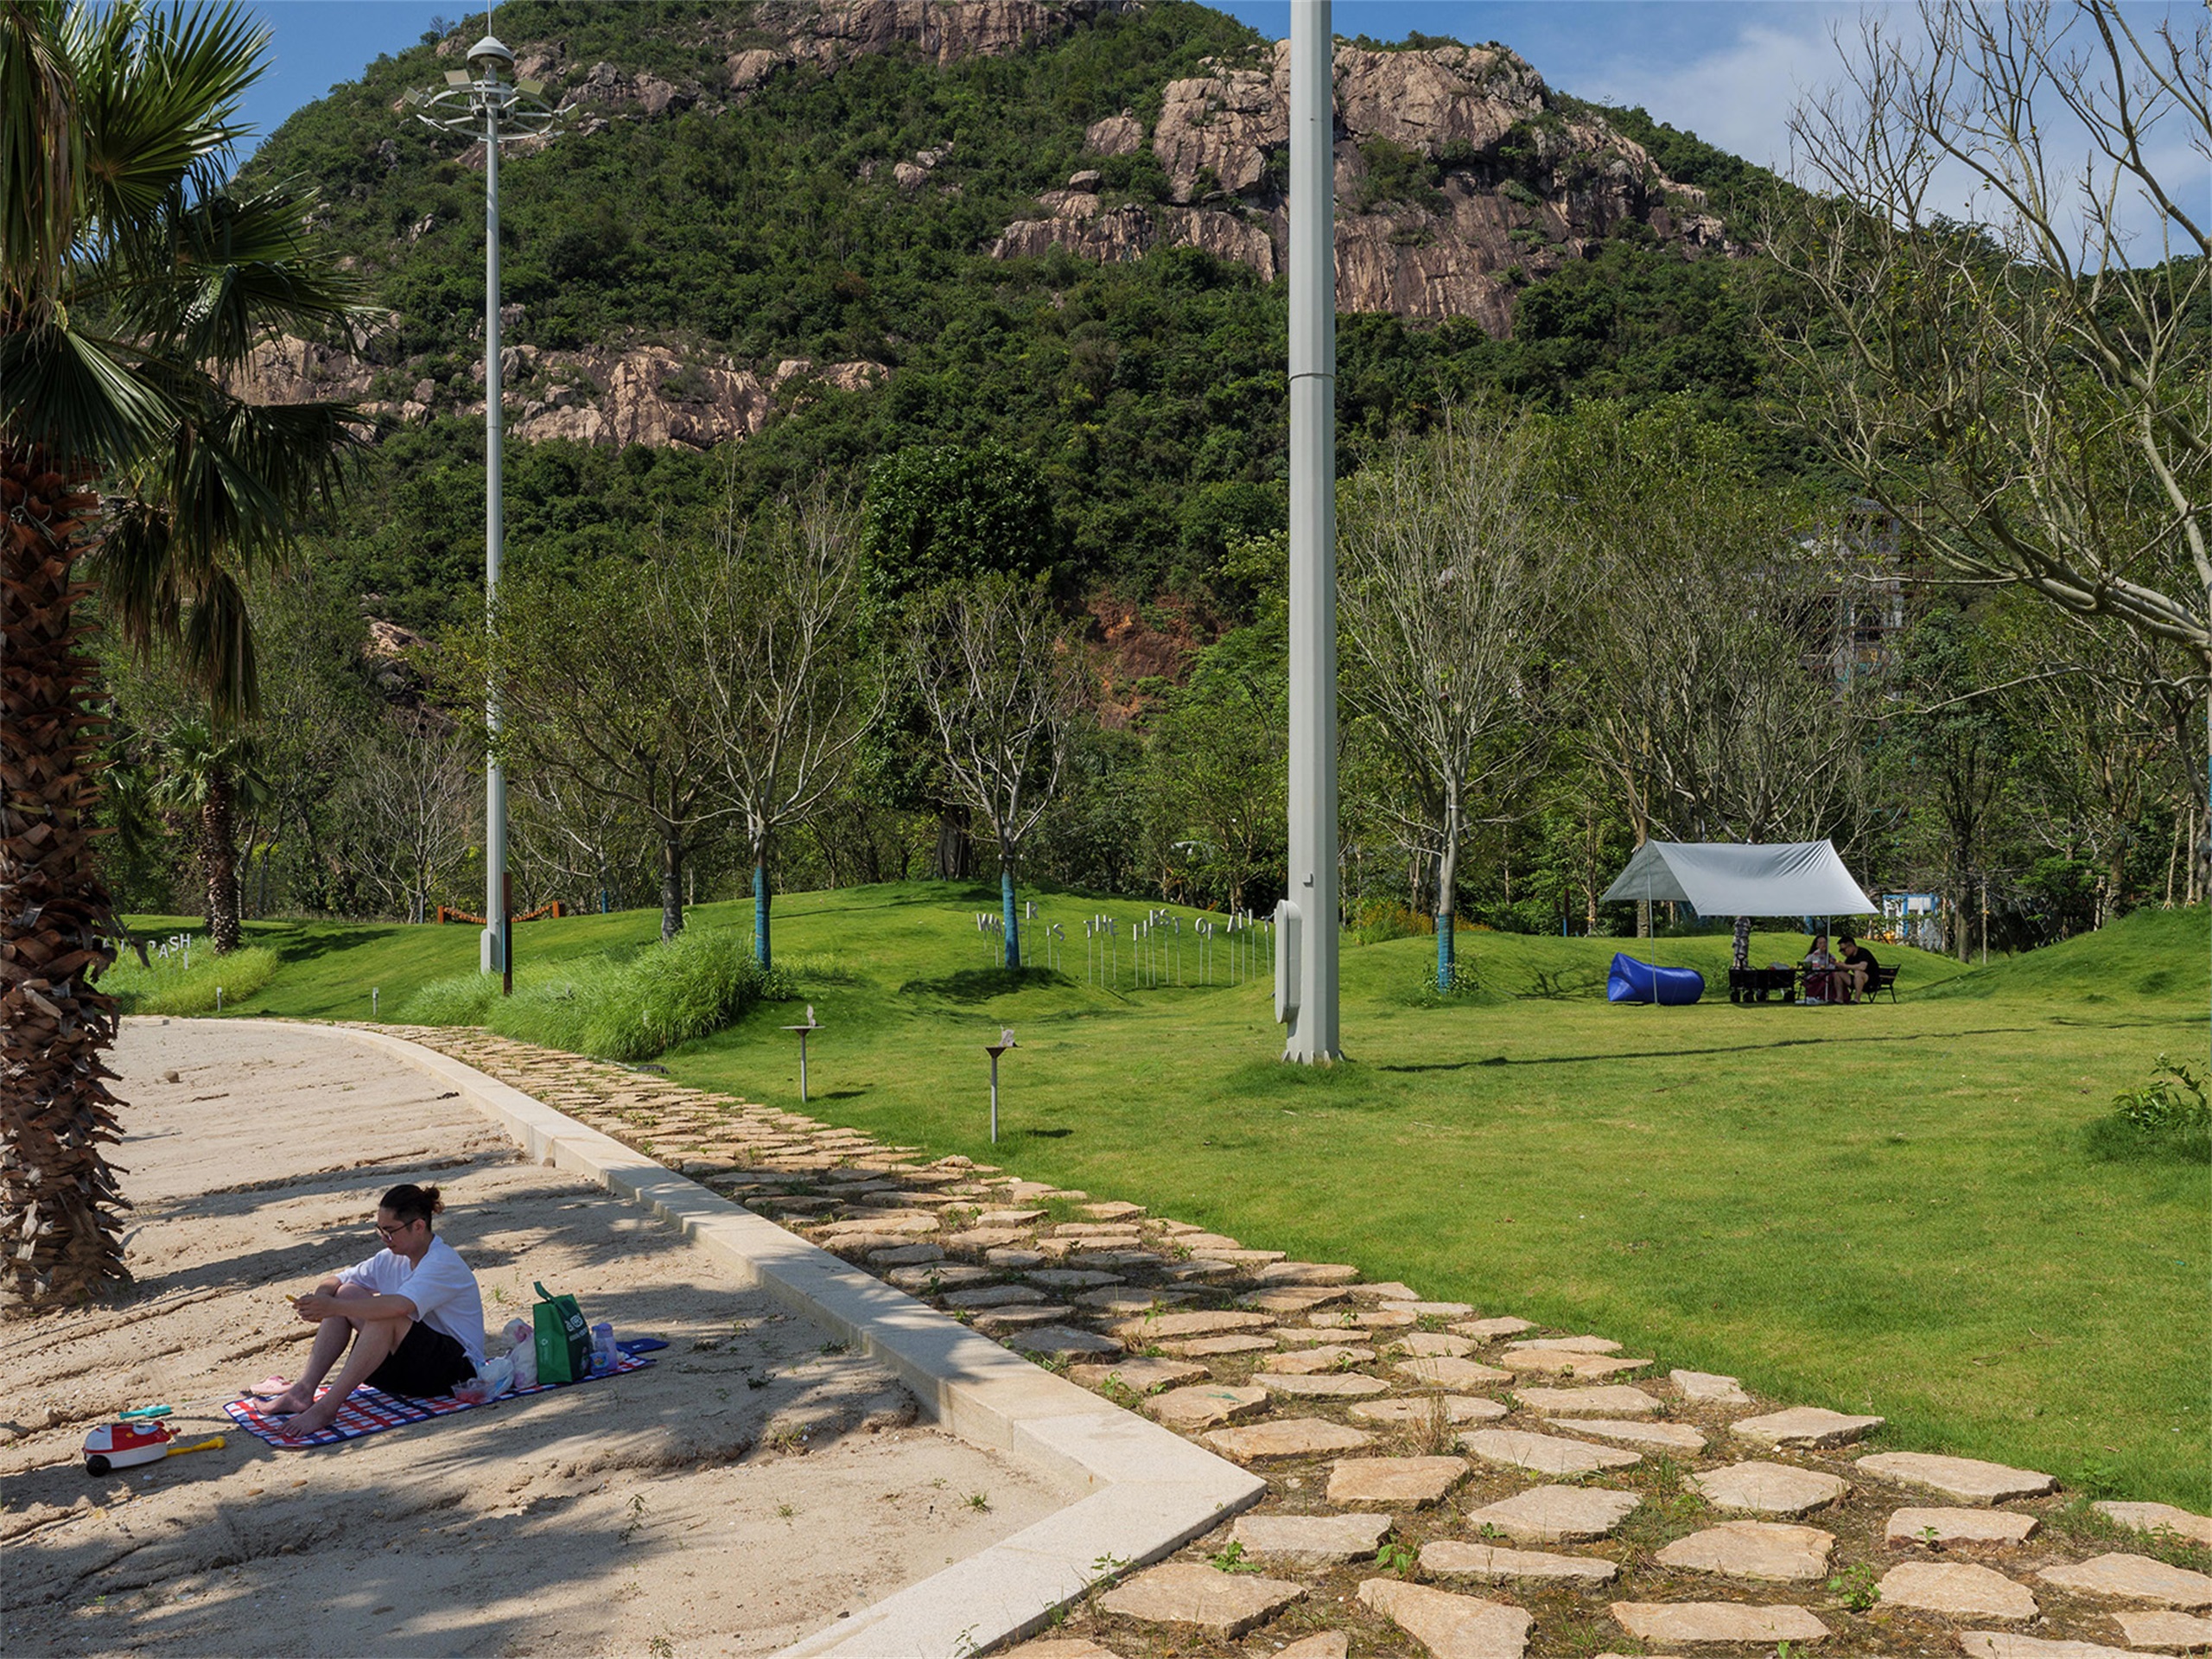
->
xmin=235 ymin=1 xmax=1859 ymax=174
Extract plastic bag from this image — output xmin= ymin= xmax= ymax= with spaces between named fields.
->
xmin=509 ymin=1337 xmax=537 ymax=1389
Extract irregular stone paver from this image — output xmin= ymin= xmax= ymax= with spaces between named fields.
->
xmin=970 ymin=1303 xmax=1074 ymax=1332
xmin=887 ymin=1262 xmax=993 ymax=1291
xmin=1273 ymin=1325 xmax=1366 ymax=1346
xmin=1359 ymin=1579 xmax=1534 ymax=1659
xmin=2113 ymin=1611 xmax=2212 ymax=1649
xmin=1422 ymin=1541 xmax=1619 ymax=1583
xmin=1506 ymin=1335 xmax=1623 ymax=1353
xmin=1730 ymin=1406 xmax=1885 ymax=1447
xmin=1243 ymin=1286 xmax=1349 ymax=1314
xmin=1857 ymin=1451 xmax=2057 ymax=1504
xmin=1002 ymin=1639 xmax=1120 ymax=1659
xmin=2040 ymin=1556 xmax=2212 ymax=1610
xmin=1610 ymin=1602 xmax=1832 ymax=1644
xmin=1081 ymin=1200 xmax=1144 ymax=1219
xmin=1352 ymin=1395 xmax=1508 ymax=1427
xmin=1396 ymin=1356 xmax=1515 ymax=1389
xmin=1404 ymin=1301 xmax=1476 ymax=1318
xmin=941 ymin=1282 xmax=1048 ymax=1308
xmin=1255 ymin=1370 xmax=1390 ymax=1399
xmin=1351 ymin=1281 xmax=1421 ymax=1301
xmin=1313 ymin=1306 xmax=1421 ymax=1331
xmin=1068 ymin=1356 xmax=1205 ymax=1394
xmin=1096 ymin=1562 xmax=1304 ymax=1636
xmin=1656 ymin=1521 xmax=1836 ymax=1582
xmin=1116 ymin=1309 xmax=1272 ymax=1340
xmin=1161 ymin=1334 xmax=1277 ymax=1357
xmin=1690 ymin=1461 xmax=1850 ymax=1516
xmin=1075 ymin=1287 xmax=1188 ymax=1313
xmin=1465 ymin=1484 xmax=1642 ymax=1542
xmin=1459 ymin=1427 xmax=1642 ymax=1476
xmin=1960 ymin=1635 xmax=2166 ymax=1659
xmin=1145 ymin=1383 xmax=1270 ymax=1429
xmin=1496 ymin=1351 xmax=1650 ymax=1378
xmin=985 ymin=1247 xmax=1047 ymax=1268
xmin=1256 ymin=1261 xmax=1362 ymax=1286
xmin=1454 ymin=1316 xmax=1535 ymax=1338
xmin=1888 ymin=1507 xmax=2041 ymax=1545
xmin=1326 ymin=1454 xmax=1471 ymax=1507
xmin=1880 ymin=1561 xmax=2039 ymax=1618
xmin=1026 ymin=1268 xmax=1122 ymax=1289
xmin=975 ymin=1208 xmax=1046 ymax=1226
xmin=2094 ymin=1503 xmax=2212 ymax=1548
xmin=1204 ymin=1417 xmax=1376 ymax=1459
xmin=1399 ymin=1332 xmax=1478 ymax=1357
xmin=1552 ymin=1417 xmax=1708 ymax=1452
xmin=1230 ymin=1511 xmax=1393 ymax=1566
xmin=868 ymin=1242 xmax=944 ymax=1266
xmin=1670 ymin=1368 xmax=1752 ymax=1405
xmin=1510 ymin=1384 xmax=1662 ymax=1416
xmin=1268 ymin=1343 xmax=1377 ymax=1374
xmin=1275 ymin=1635 xmax=1351 ymax=1659
xmin=1007 ymin=1325 xmax=1124 ymax=1360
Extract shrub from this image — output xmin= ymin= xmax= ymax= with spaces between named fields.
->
xmin=396 ymin=928 xmax=791 ymax=1061
xmin=2087 ymin=1055 xmax=2211 ymax=1164
xmin=104 ymin=944 xmax=280 ymax=1016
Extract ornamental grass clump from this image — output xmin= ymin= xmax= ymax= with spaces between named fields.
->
xmin=397 ymin=929 xmax=789 ymax=1061
xmin=103 ymin=945 xmax=280 ymax=1017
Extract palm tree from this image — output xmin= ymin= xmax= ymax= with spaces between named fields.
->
xmin=2 ymin=0 xmax=364 ymax=1306
xmin=155 ymin=717 xmax=268 ymax=952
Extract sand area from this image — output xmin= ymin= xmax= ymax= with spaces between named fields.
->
xmin=1 ymin=1018 xmax=1075 ymax=1656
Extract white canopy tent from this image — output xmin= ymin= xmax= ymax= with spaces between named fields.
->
xmin=1601 ymin=841 xmax=1878 ymax=918
xmin=1599 ymin=841 xmax=1878 ymax=1007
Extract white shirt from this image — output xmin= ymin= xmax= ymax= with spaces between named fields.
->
xmin=337 ymin=1236 xmax=486 ymax=1368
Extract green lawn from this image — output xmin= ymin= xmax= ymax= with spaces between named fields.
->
xmin=133 ymin=890 xmax=2210 ymax=1509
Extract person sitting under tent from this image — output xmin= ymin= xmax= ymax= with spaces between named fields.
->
xmin=1801 ymin=933 xmax=1841 ymax=1003
xmin=1836 ymin=932 xmax=1879 ymax=1002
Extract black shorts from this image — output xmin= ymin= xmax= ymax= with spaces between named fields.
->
xmin=366 ymin=1322 xmax=474 ymax=1398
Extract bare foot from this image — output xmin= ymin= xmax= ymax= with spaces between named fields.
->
xmin=257 ymin=1386 xmax=313 ymax=1416
xmin=273 ymin=1397 xmax=342 ymax=1440
xmin=246 ymin=1376 xmax=291 ymax=1399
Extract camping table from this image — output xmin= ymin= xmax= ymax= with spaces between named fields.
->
xmin=1728 ymin=967 xmax=1798 ymax=1004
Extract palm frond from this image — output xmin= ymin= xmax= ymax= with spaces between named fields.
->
xmin=0 ymin=315 xmax=175 ymax=462
xmin=0 ymin=0 xmax=79 ymax=300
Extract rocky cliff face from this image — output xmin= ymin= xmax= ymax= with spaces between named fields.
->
xmin=243 ymin=4 xmax=1732 ymax=443
xmin=994 ymin=38 xmax=1732 ymax=328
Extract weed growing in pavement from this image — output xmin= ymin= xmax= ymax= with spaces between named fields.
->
xmin=620 ymin=1494 xmax=647 ymax=1542
xmin=1210 ymin=1540 xmax=1262 ymax=1573
xmin=1828 ymin=1562 xmax=1881 ymax=1611
xmin=1415 ymin=1394 xmax=1457 ymax=1456
xmin=1374 ymin=1539 xmax=1418 ymax=1577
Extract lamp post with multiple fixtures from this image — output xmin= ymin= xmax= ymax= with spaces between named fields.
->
xmin=403 ymin=38 xmax=554 ymax=976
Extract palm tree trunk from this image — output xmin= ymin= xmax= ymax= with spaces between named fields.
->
xmin=0 ymin=449 xmax=131 ymax=1305
xmin=202 ymin=766 xmax=241 ymax=954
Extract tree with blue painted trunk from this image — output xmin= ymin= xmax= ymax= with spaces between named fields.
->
xmin=693 ymin=488 xmax=873 ymax=974
xmin=910 ymin=576 xmax=1082 ymax=969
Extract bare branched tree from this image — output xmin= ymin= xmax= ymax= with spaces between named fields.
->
xmin=1772 ymin=0 xmax=2210 ymax=798
xmin=1340 ymin=410 xmax=1561 ymax=988
xmin=346 ymin=709 xmax=476 ymax=925
xmin=690 ymin=489 xmax=875 ymax=969
xmin=910 ymin=576 xmax=1084 ymax=969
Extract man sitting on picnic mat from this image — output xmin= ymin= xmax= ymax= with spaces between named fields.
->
xmin=255 ymin=1183 xmax=486 ymax=1440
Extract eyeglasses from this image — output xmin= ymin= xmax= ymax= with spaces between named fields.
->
xmin=374 ymin=1219 xmax=416 ymax=1240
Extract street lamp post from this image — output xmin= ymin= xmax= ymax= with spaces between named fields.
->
xmin=404 ymin=39 xmax=554 ymax=976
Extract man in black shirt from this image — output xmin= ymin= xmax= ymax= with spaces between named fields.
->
xmin=1837 ymin=933 xmax=1879 ymax=1002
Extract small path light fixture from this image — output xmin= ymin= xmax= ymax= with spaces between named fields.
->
xmin=403 ymin=39 xmax=555 ymax=978
xmin=985 ymin=1027 xmax=1017 ymax=1144
xmin=781 ymin=1004 xmax=822 ymax=1103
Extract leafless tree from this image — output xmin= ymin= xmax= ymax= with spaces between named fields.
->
xmin=1339 ymin=410 xmax=1562 ymax=985
xmin=346 ymin=709 xmax=476 ymax=924
xmin=910 ymin=576 xmax=1084 ymax=969
xmin=1772 ymin=0 xmax=2210 ymax=803
xmin=688 ymin=489 xmax=875 ymax=969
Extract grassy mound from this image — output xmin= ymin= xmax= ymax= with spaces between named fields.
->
xmin=103 ymin=944 xmax=279 ymax=1016
xmin=397 ymin=926 xmax=790 ymax=1061
xmin=1923 ymin=904 xmax=2208 ymax=1003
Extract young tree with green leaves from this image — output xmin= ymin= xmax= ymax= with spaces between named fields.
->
xmin=2 ymin=0 xmax=361 ymax=1304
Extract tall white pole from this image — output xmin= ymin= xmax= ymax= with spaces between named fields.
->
xmin=1281 ymin=0 xmax=1339 ymax=1063
xmin=480 ymin=79 xmax=507 ymax=976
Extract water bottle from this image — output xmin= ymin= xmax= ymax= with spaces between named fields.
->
xmin=590 ymin=1322 xmax=615 ymax=1373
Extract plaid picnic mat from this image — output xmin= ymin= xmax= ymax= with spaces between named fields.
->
xmin=225 ymin=1352 xmax=655 ymax=1448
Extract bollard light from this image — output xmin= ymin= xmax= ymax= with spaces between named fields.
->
xmin=781 ymin=1004 xmax=822 ymax=1103
xmin=985 ymin=1027 xmax=1017 ymax=1144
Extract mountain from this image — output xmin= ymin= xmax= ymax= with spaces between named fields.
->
xmin=241 ymin=0 xmax=1784 ymax=628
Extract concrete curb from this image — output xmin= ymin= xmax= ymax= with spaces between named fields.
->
xmin=232 ymin=1020 xmax=1266 ymax=1656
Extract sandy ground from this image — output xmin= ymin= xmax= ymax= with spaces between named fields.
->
xmin=1 ymin=1020 xmax=1077 ymax=1657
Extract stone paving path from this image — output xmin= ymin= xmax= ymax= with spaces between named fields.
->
xmin=372 ymin=1026 xmax=2212 ymax=1658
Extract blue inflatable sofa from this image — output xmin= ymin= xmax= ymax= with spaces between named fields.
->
xmin=1607 ymin=953 xmax=1706 ymax=1006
